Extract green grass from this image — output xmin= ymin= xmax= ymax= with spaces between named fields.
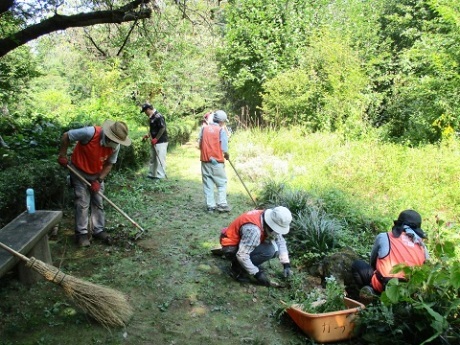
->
xmin=233 ymin=128 xmax=460 ymax=235
xmin=0 ymin=128 xmax=458 ymax=344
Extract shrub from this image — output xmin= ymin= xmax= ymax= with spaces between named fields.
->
xmin=256 ymin=179 xmax=287 ymax=208
xmin=356 ymin=226 xmax=460 ymax=344
xmin=0 ymin=161 xmax=67 ymax=227
xmin=257 ymin=180 xmax=344 ymax=258
xmin=291 ymin=205 xmax=342 ymax=256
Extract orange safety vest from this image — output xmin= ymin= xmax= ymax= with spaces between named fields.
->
xmin=71 ymin=126 xmax=114 ymax=175
xmin=220 ymin=210 xmax=266 ymax=247
xmin=371 ymin=232 xmax=426 ymax=293
xmin=200 ymin=125 xmax=224 ymax=163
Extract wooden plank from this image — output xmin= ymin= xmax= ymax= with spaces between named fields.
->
xmin=18 ymin=235 xmax=53 ymax=284
xmin=0 ymin=210 xmax=62 ymax=279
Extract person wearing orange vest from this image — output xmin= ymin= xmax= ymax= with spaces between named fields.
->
xmin=351 ymin=209 xmax=429 ymax=301
xmin=219 ymin=206 xmax=293 ymax=286
xmin=198 ymin=110 xmax=231 ymax=213
xmin=57 ymin=120 xmax=132 ymax=247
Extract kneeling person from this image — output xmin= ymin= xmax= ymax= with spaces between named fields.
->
xmin=220 ymin=206 xmax=293 ymax=286
xmin=351 ymin=209 xmax=429 ymax=301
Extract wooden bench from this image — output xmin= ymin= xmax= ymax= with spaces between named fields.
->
xmin=0 ymin=210 xmax=62 ymax=285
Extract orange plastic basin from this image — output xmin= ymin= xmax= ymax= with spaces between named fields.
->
xmin=285 ymin=297 xmax=365 ymax=343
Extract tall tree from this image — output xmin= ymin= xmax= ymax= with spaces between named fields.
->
xmin=218 ymin=0 xmax=314 ymax=118
xmin=22 ymin=1 xmax=225 ymax=122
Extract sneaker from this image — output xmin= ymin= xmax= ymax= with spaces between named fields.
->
xmin=216 ymin=204 xmax=231 ymax=213
xmin=147 ymin=175 xmax=160 ymax=180
xmin=93 ymin=231 xmax=113 ymax=245
xmin=359 ymin=285 xmax=378 ymax=304
xmin=207 ymin=207 xmax=216 ymax=213
xmin=76 ymin=234 xmax=90 ymax=247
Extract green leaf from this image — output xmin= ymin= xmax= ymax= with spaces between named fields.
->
xmin=382 ymin=279 xmax=401 ymax=304
xmin=450 ymin=261 xmax=460 ymax=290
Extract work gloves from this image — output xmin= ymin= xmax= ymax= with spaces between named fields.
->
xmin=142 ymin=134 xmax=149 ymax=141
xmin=283 ymin=263 xmax=293 ymax=278
xmin=151 ymin=138 xmax=158 ymax=146
xmin=90 ymin=180 xmax=101 ymax=193
xmin=223 ymin=152 xmax=229 ymax=160
xmin=58 ymin=156 xmax=68 ymax=168
xmin=254 ymin=271 xmax=271 ymax=287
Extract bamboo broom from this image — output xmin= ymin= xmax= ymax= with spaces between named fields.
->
xmin=0 ymin=241 xmax=134 ymax=328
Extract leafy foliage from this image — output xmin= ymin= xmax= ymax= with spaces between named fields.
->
xmin=256 ymin=180 xmax=343 ymax=258
xmin=288 ymin=275 xmax=348 ymax=314
xmin=356 ymin=220 xmax=460 ymax=344
xmin=218 ymin=0 xmax=313 ymax=116
xmin=0 ymin=161 xmax=67 ymax=227
xmin=262 ymin=29 xmax=370 ymax=134
xmin=0 ymin=47 xmax=40 ymax=105
xmin=292 ymin=206 xmax=342 ymax=256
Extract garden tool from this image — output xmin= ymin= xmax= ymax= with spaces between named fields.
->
xmin=0 ymin=241 xmax=133 ymax=328
xmin=66 ymin=165 xmax=146 ymax=240
xmin=227 ymin=159 xmax=257 ymax=207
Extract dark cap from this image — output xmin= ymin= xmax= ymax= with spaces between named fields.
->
xmin=140 ymin=103 xmax=153 ymax=113
xmin=394 ymin=209 xmax=426 ymax=238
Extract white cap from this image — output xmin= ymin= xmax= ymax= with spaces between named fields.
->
xmin=264 ymin=206 xmax=292 ymax=235
xmin=213 ymin=110 xmax=228 ymax=123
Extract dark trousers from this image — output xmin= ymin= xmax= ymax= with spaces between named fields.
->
xmin=351 ymin=259 xmax=374 ymax=289
xmin=222 ymin=242 xmax=277 ymax=267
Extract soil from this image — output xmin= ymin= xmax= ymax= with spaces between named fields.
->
xmin=0 ymin=140 xmax=355 ymax=345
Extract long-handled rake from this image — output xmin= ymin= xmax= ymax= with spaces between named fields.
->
xmin=0 ymin=241 xmax=133 ymax=328
xmin=228 ymin=159 xmax=257 ymax=207
xmin=66 ymin=165 xmax=146 ymax=240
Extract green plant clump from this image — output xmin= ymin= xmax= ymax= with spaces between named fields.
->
xmin=290 ymin=276 xmax=347 ymax=314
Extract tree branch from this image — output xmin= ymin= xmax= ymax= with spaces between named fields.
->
xmin=0 ymin=0 xmax=152 ymax=57
xmin=84 ymin=29 xmax=108 ymax=57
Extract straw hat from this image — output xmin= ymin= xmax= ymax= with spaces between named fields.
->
xmin=102 ymin=120 xmax=132 ymax=146
xmin=264 ymin=206 xmax=292 ymax=235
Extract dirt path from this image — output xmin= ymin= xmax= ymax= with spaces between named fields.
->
xmin=123 ymin=141 xmax=304 ymax=344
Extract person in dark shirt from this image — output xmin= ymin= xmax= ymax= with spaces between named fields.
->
xmin=141 ymin=103 xmax=168 ymax=179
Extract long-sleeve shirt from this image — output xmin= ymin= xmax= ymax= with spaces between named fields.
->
xmin=237 ymin=223 xmax=290 ymax=275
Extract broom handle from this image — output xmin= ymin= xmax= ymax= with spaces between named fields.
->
xmin=0 ymin=241 xmax=30 ymax=263
xmin=228 ymin=159 xmax=257 ymax=207
xmin=66 ymin=165 xmax=145 ymax=235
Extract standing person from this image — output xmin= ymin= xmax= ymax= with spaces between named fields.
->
xmin=57 ymin=120 xmax=132 ymax=247
xmin=141 ymin=103 xmax=168 ymax=180
xmin=219 ymin=206 xmax=294 ymax=286
xmin=202 ymin=111 xmax=213 ymax=127
xmin=351 ymin=209 xmax=429 ymax=300
xmin=198 ymin=110 xmax=230 ymax=212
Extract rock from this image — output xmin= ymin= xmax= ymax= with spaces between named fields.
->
xmin=317 ymin=249 xmax=361 ymax=297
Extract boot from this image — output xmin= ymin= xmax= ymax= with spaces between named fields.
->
xmin=229 ymin=260 xmax=250 ymax=282
xmin=93 ymin=231 xmax=113 ymax=245
xmin=76 ymin=234 xmax=90 ymax=247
